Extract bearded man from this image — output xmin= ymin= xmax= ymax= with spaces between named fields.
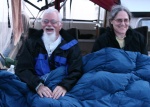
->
xmin=15 ymin=7 xmax=82 ymax=99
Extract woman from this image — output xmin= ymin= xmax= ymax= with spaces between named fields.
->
xmin=92 ymin=5 xmax=148 ymax=55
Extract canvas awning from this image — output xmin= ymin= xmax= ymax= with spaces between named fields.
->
xmin=90 ymin=0 xmax=120 ymax=11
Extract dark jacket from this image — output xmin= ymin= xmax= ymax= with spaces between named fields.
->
xmin=15 ymin=29 xmax=83 ymax=91
xmin=92 ymin=27 xmax=148 ymax=55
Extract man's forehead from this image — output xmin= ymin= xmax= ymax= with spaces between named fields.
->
xmin=43 ymin=12 xmax=59 ymax=19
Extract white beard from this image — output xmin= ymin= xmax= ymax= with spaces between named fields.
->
xmin=43 ymin=30 xmax=57 ymax=43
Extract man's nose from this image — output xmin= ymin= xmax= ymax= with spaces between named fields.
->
xmin=46 ymin=22 xmax=53 ymax=26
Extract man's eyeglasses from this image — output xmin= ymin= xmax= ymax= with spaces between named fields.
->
xmin=42 ymin=19 xmax=60 ymax=25
xmin=114 ymin=18 xmax=129 ymax=23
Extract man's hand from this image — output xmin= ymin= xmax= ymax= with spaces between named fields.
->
xmin=37 ymin=84 xmax=53 ymax=98
xmin=52 ymin=86 xmax=67 ymax=99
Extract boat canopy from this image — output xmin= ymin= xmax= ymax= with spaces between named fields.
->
xmin=90 ymin=0 xmax=120 ymax=11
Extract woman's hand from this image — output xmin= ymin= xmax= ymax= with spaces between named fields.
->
xmin=52 ymin=86 xmax=67 ymax=99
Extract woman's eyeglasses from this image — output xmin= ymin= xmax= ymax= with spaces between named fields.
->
xmin=114 ymin=18 xmax=129 ymax=23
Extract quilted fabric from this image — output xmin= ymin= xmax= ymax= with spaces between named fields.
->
xmin=1 ymin=48 xmax=150 ymax=107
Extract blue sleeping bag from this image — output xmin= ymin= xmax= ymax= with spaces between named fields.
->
xmin=1 ymin=48 xmax=150 ymax=107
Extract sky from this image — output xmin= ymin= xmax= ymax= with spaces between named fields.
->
xmin=0 ymin=0 xmax=103 ymax=22
xmin=24 ymin=0 xmax=101 ymax=20
xmin=2 ymin=0 xmax=150 ymax=22
xmin=121 ymin=0 xmax=150 ymax=12
xmin=0 ymin=0 xmax=10 ymax=22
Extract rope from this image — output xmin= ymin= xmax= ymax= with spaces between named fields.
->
xmin=7 ymin=0 xmax=11 ymax=28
